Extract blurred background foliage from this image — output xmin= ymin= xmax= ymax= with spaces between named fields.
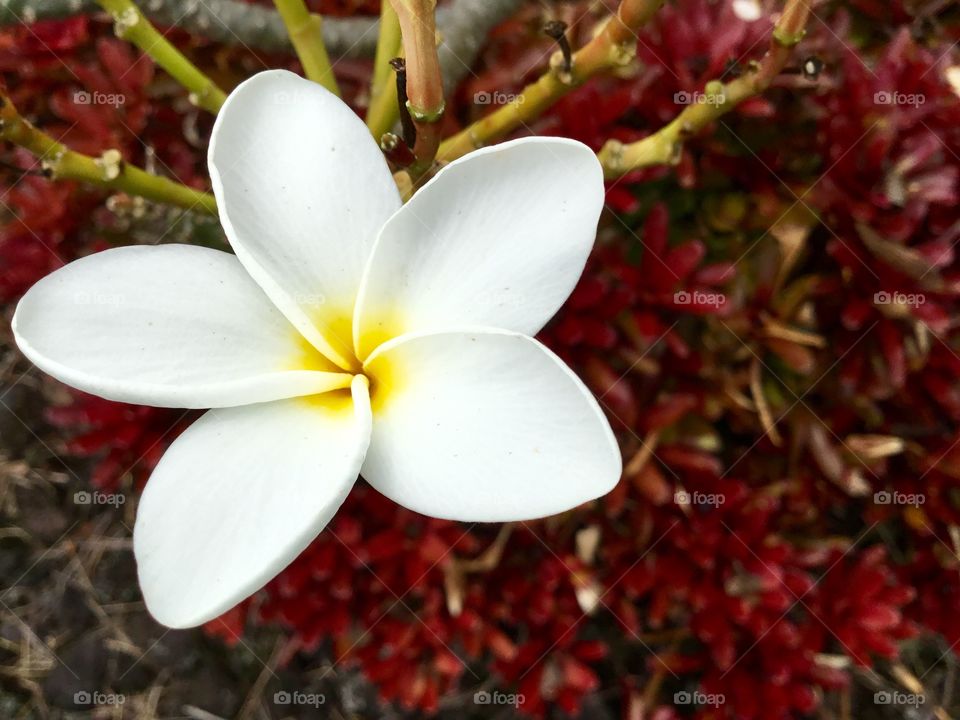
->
xmin=1 ymin=0 xmax=959 ymax=718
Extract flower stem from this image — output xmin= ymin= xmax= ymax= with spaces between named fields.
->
xmin=391 ymin=0 xmax=444 ymax=182
xmin=0 ymin=94 xmax=218 ymax=215
xmin=273 ymin=0 xmax=341 ymax=96
xmin=598 ymin=0 xmax=812 ymax=178
xmin=390 ymin=58 xmax=418 ymax=151
xmin=93 ymin=0 xmax=227 ymax=115
xmin=366 ymin=0 xmax=403 ymax=138
xmin=437 ymin=0 xmax=664 ymax=163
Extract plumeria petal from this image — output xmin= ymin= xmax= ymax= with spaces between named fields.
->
xmin=134 ymin=376 xmax=371 ymax=628
xmin=209 ymin=70 xmax=401 ymax=370
xmin=12 ymin=245 xmax=350 ymax=408
xmin=353 ymin=137 xmax=604 ymax=359
xmin=362 ymin=328 xmax=621 ymax=521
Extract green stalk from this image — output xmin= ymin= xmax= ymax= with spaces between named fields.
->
xmin=273 ymin=0 xmax=341 ymax=96
xmin=365 ymin=0 xmax=402 ymax=138
xmin=94 ymin=0 xmax=227 ymax=114
xmin=0 ymin=94 xmax=217 ymax=215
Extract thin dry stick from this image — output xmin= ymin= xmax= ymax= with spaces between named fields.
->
xmin=624 ymin=430 xmax=660 ymax=477
xmin=437 ymin=0 xmax=665 ymax=163
xmin=236 ymin=637 xmax=285 ymax=720
xmin=598 ymin=0 xmax=812 ymax=178
xmin=0 ymin=94 xmax=218 ymax=214
xmin=274 ymin=0 xmax=340 ymax=95
xmin=444 ymin=524 xmax=514 ymax=616
xmin=750 ymin=357 xmax=783 ymax=446
xmin=94 ymin=0 xmax=227 ymax=114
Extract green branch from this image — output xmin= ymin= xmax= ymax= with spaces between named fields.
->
xmin=273 ymin=0 xmax=340 ymax=95
xmin=366 ymin=0 xmax=402 ymax=138
xmin=94 ymin=0 xmax=227 ymax=114
xmin=597 ymin=0 xmax=811 ymax=178
xmin=0 ymin=94 xmax=217 ymax=215
xmin=437 ymin=0 xmax=664 ymax=163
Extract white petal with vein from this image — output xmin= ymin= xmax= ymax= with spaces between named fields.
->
xmin=209 ymin=70 xmax=401 ymax=368
xmin=353 ymin=137 xmax=604 ymax=359
xmin=13 ymin=245 xmax=350 ymax=408
xmin=134 ymin=376 xmax=371 ymax=628
xmin=362 ymin=328 xmax=621 ymax=521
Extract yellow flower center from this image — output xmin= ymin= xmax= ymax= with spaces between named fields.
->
xmin=291 ymin=306 xmax=406 ymax=413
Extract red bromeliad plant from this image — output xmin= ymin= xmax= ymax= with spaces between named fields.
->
xmin=2 ymin=0 xmax=959 ymax=718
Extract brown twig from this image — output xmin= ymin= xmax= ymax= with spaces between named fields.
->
xmin=444 ymin=524 xmax=513 ymax=616
xmin=237 ymin=637 xmax=284 ymax=720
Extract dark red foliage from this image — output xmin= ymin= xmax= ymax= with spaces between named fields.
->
xmin=2 ymin=1 xmax=960 ymax=718
xmin=45 ymin=392 xmax=190 ymax=492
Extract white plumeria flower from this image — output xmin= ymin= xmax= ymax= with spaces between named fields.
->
xmin=12 ymin=70 xmax=621 ymax=629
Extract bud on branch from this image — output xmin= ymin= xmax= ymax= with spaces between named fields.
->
xmin=390 ymin=0 xmax=445 ymax=182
